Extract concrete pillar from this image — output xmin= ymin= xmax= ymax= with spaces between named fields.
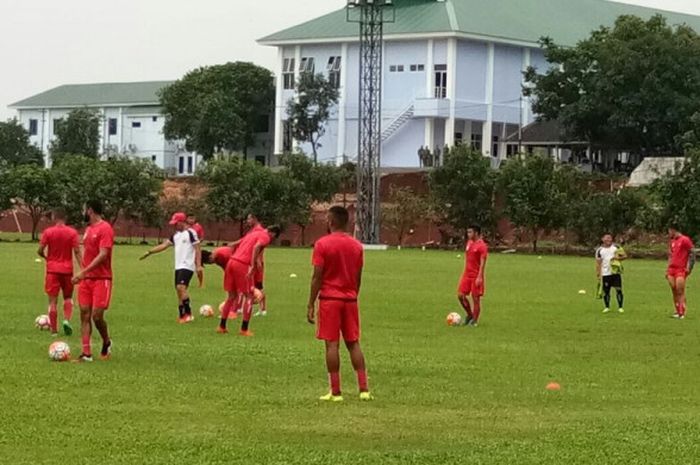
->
xmin=445 ymin=37 xmax=457 ymax=146
xmin=522 ymin=48 xmax=532 ymax=127
xmin=273 ymin=47 xmax=285 ymax=155
xmin=293 ymin=45 xmax=302 ymax=152
xmin=426 ymin=39 xmax=434 ymax=98
xmin=463 ymin=120 xmax=472 ymax=147
xmin=483 ymin=43 xmax=495 ymax=157
xmin=424 ymin=118 xmax=435 ymax=151
xmin=498 ymin=123 xmax=508 ymax=159
xmin=336 ymin=43 xmax=348 ymax=166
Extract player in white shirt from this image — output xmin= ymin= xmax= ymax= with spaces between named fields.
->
xmin=140 ymin=212 xmax=203 ymax=323
xmin=595 ymin=233 xmax=628 ymax=314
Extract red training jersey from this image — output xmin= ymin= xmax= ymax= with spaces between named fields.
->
xmin=40 ymin=224 xmax=79 ymax=275
xmin=191 ymin=223 xmax=204 ymax=241
xmin=312 ymin=232 xmax=364 ymax=300
xmin=213 ymin=247 xmax=233 ymax=269
xmin=232 ymin=230 xmax=271 ymax=266
xmin=464 ymin=239 xmax=488 ymax=278
xmin=82 ymin=220 xmax=115 ymax=279
xmin=669 ymin=234 xmax=694 ymax=271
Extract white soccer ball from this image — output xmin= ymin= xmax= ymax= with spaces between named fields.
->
xmin=446 ymin=312 xmax=462 ymax=327
xmin=199 ymin=304 xmax=214 ymax=318
xmin=48 ymin=341 xmax=71 ymax=362
xmin=35 ymin=314 xmax=51 ymax=331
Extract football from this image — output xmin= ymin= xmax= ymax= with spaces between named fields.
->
xmin=446 ymin=312 xmax=462 ymax=327
xmin=48 ymin=341 xmax=71 ymax=362
xmin=35 ymin=314 xmax=51 ymax=331
xmin=199 ymin=304 xmax=214 ymax=318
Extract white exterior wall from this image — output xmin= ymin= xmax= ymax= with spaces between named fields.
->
xmin=275 ymin=36 xmax=542 ymax=167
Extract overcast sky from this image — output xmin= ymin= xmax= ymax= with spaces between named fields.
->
xmin=1 ymin=0 xmax=699 ymax=119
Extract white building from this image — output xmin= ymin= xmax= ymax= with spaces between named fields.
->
xmin=9 ymin=81 xmax=273 ymax=174
xmin=260 ymin=0 xmax=700 ymax=168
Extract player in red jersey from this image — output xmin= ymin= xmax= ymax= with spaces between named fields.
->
xmin=187 ymin=214 xmax=205 ymax=242
xmin=218 ymin=225 xmax=280 ymax=336
xmin=667 ymin=225 xmax=696 ymax=319
xmin=72 ymin=200 xmax=114 ymax=362
xmin=37 ymin=208 xmax=81 ymax=336
xmin=307 ymin=206 xmax=371 ymax=402
xmin=457 ymin=224 xmax=488 ymax=327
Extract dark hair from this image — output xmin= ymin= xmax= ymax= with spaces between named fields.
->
xmin=86 ymin=199 xmax=103 ymax=215
xmin=467 ymin=224 xmax=482 ymax=235
xmin=53 ymin=208 xmax=67 ymax=221
xmin=602 ymin=232 xmax=613 ymax=238
xmin=201 ymin=250 xmax=212 ymax=265
xmin=267 ymin=225 xmax=282 ymax=238
xmin=329 ymin=206 xmax=350 ymax=229
xmin=248 ymin=213 xmax=259 ymax=220
xmin=669 ymin=222 xmax=681 ymax=231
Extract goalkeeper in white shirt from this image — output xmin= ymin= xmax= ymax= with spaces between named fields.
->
xmin=596 ymin=233 xmax=628 ymax=314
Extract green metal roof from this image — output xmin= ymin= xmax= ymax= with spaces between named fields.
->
xmin=259 ymin=0 xmax=700 ymax=47
xmin=10 ymin=81 xmax=173 ymax=109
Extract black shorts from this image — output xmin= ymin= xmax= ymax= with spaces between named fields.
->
xmin=175 ymin=269 xmax=194 ymax=287
xmin=255 ymin=281 xmax=264 ymax=290
xmin=602 ymin=274 xmax=622 ymax=289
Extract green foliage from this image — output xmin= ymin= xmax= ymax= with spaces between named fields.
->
xmin=50 ymin=108 xmax=101 ymax=159
xmin=526 ymin=15 xmax=700 ymax=155
xmin=569 ymin=188 xmax=646 ymax=246
xmin=429 ymin=146 xmax=496 ymax=234
xmin=2 ymin=164 xmax=59 ymax=239
xmin=0 ymin=119 xmax=44 ymax=168
xmin=382 ymin=186 xmax=429 ymax=246
xmin=160 ymin=62 xmax=274 ymax=159
xmin=499 ymin=154 xmax=581 ymax=251
xmin=649 ymin=150 xmax=700 ymax=238
xmin=286 ymin=73 xmax=339 ymax=162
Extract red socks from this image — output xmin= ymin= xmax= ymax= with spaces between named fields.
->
xmin=48 ymin=303 xmax=58 ymax=333
xmin=357 ymin=370 xmax=368 ymax=392
xmin=63 ymin=299 xmax=73 ymax=321
xmin=329 ymin=372 xmax=341 ymax=395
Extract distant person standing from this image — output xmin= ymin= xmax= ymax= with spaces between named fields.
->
xmin=187 ymin=214 xmax=205 ymax=242
xmin=667 ymin=225 xmax=695 ymax=319
xmin=595 ymin=233 xmax=627 ymax=314
xmin=72 ymin=200 xmax=114 ymax=362
xmin=37 ymin=208 xmax=81 ymax=336
xmin=140 ymin=212 xmax=203 ymax=323
xmin=307 ymin=206 xmax=371 ymax=402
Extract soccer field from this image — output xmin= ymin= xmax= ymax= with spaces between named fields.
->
xmin=1 ymin=243 xmax=699 ymax=465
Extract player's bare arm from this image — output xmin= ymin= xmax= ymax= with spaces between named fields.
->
xmin=688 ymin=249 xmax=696 ymax=275
xmin=73 ymin=245 xmax=82 ymax=273
xmin=356 ymin=267 xmax=363 ymax=294
xmin=307 ymin=266 xmax=324 ymax=324
xmin=248 ymin=242 xmax=264 ymax=279
xmin=596 ymin=257 xmax=602 ymax=278
xmin=37 ymin=244 xmax=47 ymax=260
xmin=476 ymin=256 xmax=487 ymax=286
xmin=73 ymin=247 xmax=110 ymax=283
xmin=227 ymin=238 xmax=242 ymax=249
xmin=140 ymin=240 xmax=172 ymax=260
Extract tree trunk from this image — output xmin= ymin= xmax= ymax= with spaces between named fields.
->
xmin=239 ymin=220 xmax=245 ymax=239
xmin=31 ymin=215 xmax=40 ymax=241
xmin=300 ymin=224 xmax=306 ymax=246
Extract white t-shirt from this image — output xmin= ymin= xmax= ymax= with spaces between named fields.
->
xmin=596 ymin=245 xmax=619 ymax=276
xmin=170 ymin=229 xmax=200 ymax=271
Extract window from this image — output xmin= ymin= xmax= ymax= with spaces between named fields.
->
xmin=390 ymin=65 xmax=397 ymax=72
xmin=151 ymin=155 xmax=157 ymax=163
xmin=471 ymin=134 xmax=482 ymax=151
xmin=283 ymin=58 xmax=296 ymax=90
xmin=327 ymin=56 xmax=342 ymax=89
xmin=187 ymin=156 xmax=193 ymax=174
xmin=28 ymin=119 xmax=38 ymax=136
xmin=455 ymin=132 xmax=463 ymax=146
xmin=132 ymin=121 xmax=141 ymax=128
xmin=255 ymin=155 xmax=266 ymax=166
xmin=108 ymin=118 xmax=118 ymax=136
xmin=397 ymin=65 xmax=404 ymax=72
xmin=417 ymin=64 xmax=425 ymax=71
xmin=409 ymin=64 xmax=425 ymax=72
xmin=506 ymin=144 xmax=519 ymax=157
xmin=299 ymin=57 xmax=315 ymax=74
xmin=493 ymin=136 xmax=499 ymax=158
xmin=434 ymin=64 xmax=447 ymax=99
xmin=390 ymin=65 xmax=405 ymax=73
xmin=283 ymin=121 xmax=293 ymax=152
xmin=178 ymin=156 xmax=185 ymax=174
xmin=152 ymin=116 xmax=158 ymax=122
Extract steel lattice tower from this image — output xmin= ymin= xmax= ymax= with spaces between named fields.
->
xmin=347 ymin=0 xmax=394 ymax=244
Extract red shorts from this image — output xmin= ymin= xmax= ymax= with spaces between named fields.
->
xmin=45 ymin=273 xmax=74 ymax=298
xmin=254 ymin=269 xmax=263 ymax=285
xmin=667 ymin=269 xmax=689 ymax=280
xmin=316 ymin=299 xmax=360 ymax=342
xmin=224 ymin=260 xmax=253 ymax=294
xmin=458 ymin=274 xmax=485 ymax=297
xmin=78 ymin=279 xmax=112 ymax=309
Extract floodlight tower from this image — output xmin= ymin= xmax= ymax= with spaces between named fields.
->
xmin=347 ymin=0 xmax=394 ymax=244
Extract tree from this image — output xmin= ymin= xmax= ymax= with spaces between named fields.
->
xmin=525 ymin=15 xmax=700 ymax=156
xmin=279 ymin=153 xmax=344 ymax=244
xmin=51 ymin=156 xmax=107 ymax=225
xmin=382 ymin=186 xmax=429 ymax=246
xmin=498 ymin=154 xmax=577 ymax=252
xmin=569 ymin=188 xmax=645 ymax=246
xmin=160 ymin=62 xmax=274 ymax=159
xmin=429 ymin=147 xmax=496 ymax=235
xmin=287 ymin=73 xmax=339 ymax=162
xmin=50 ymin=108 xmax=101 ymax=159
xmin=4 ymin=165 xmax=60 ymax=240
xmin=0 ymin=119 xmax=44 ymax=167
xmin=99 ymin=157 xmax=164 ymax=225
xmin=649 ymin=150 xmax=700 ymax=238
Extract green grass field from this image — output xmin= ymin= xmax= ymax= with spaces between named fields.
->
xmin=1 ymin=243 xmax=699 ymax=465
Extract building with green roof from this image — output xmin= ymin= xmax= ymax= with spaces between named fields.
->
xmin=260 ymin=0 xmax=700 ymax=167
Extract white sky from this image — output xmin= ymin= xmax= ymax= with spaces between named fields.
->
xmin=1 ymin=0 xmax=699 ymax=119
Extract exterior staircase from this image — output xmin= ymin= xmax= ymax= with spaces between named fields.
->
xmin=381 ymin=103 xmax=414 ymax=143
